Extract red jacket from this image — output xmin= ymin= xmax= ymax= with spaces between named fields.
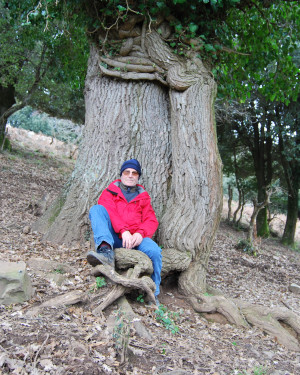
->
xmin=98 ymin=179 xmax=158 ymax=238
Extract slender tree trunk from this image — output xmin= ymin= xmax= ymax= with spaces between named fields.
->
xmin=277 ymin=103 xmax=299 ymax=247
xmin=0 ymin=102 xmax=26 ymax=150
xmin=0 ymin=84 xmax=16 ymax=138
xmin=256 ymin=190 xmax=269 ymax=237
xmin=232 ymin=146 xmax=241 ymax=226
xmin=236 ymin=190 xmax=245 ymax=227
xmin=227 ymin=184 xmax=233 ymax=222
xmin=233 ymin=188 xmax=242 ymax=225
xmin=252 ymin=116 xmax=270 ymax=237
xmin=1 ymin=44 xmax=48 ymax=142
xmin=282 ymin=188 xmax=299 ymax=246
xmin=248 ymin=196 xmax=269 ymax=246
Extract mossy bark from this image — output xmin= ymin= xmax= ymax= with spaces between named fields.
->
xmin=256 ymin=206 xmax=270 ymax=238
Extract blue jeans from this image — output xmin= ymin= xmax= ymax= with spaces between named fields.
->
xmin=89 ymin=205 xmax=162 ymax=296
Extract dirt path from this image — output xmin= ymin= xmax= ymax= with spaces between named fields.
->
xmin=0 ymin=144 xmax=300 ymax=375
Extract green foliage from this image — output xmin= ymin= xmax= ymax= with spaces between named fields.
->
xmin=90 ymin=276 xmax=106 ymax=292
xmin=3 ymin=0 xmax=299 ymax=121
xmin=95 ymin=276 xmax=106 ymax=288
xmin=155 ymin=305 xmax=181 ymax=334
xmin=0 ymin=135 xmax=12 ymax=151
xmin=136 ymin=294 xmax=144 ymax=303
xmin=9 ymin=107 xmax=82 ymax=144
xmin=9 ymin=107 xmax=52 ymax=136
xmin=218 ymin=89 xmax=299 ymax=242
xmin=236 ymin=239 xmax=257 ymax=257
xmin=216 ymin=2 xmax=300 ymax=104
xmin=160 ymin=343 xmax=167 ymax=355
xmin=53 ymin=267 xmax=65 ymax=274
xmin=0 ymin=0 xmax=89 ymax=124
xmin=233 ymin=365 xmax=268 ymax=375
xmin=267 ymin=181 xmax=288 ymax=216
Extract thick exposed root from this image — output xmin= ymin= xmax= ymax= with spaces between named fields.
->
xmin=91 ymin=248 xmax=190 ymax=314
xmin=114 ymin=248 xmax=153 ymax=275
xmin=236 ymin=300 xmax=300 ymax=352
xmin=189 ymin=295 xmax=248 ymax=327
xmin=117 ymin=296 xmax=153 ymax=341
xmin=91 ymin=249 xmax=156 ymax=315
xmin=161 ymin=248 xmax=191 ymax=276
xmin=88 ymin=247 xmax=300 ymax=351
xmin=189 ymin=292 xmax=300 ymax=351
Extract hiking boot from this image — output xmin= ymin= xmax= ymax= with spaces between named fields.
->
xmin=87 ymin=246 xmax=115 ymax=268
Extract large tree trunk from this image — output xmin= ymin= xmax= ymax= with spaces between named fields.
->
xmin=251 ymin=108 xmax=271 ymax=238
xmin=31 ymin=19 xmax=300 ymax=350
xmin=34 ymin=26 xmax=222 ymax=296
xmin=33 ymin=46 xmax=171 ymax=243
xmin=253 ymin=138 xmax=269 ymax=238
xmin=159 ymin=80 xmax=222 ymax=295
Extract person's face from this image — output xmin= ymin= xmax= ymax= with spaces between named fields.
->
xmin=121 ymin=168 xmax=139 ymax=187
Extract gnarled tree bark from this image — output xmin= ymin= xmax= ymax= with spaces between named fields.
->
xmin=34 ymin=15 xmax=300 ymax=351
xmin=34 ymin=22 xmax=222 ymax=300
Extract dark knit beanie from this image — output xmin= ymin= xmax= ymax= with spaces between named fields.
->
xmin=120 ymin=159 xmax=142 ymax=176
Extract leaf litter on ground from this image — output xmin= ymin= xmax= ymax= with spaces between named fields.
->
xmin=0 ymin=142 xmax=300 ymax=374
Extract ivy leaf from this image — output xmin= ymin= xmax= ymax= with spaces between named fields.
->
xmin=189 ymin=23 xmax=198 ymax=33
xmin=117 ymin=5 xmax=126 ymax=12
xmin=204 ymin=43 xmax=215 ymax=52
xmin=156 ymin=2 xmax=165 ymax=8
xmin=175 ymin=23 xmax=183 ymax=32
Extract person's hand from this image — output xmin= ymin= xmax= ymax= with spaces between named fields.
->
xmin=122 ymin=231 xmax=133 ymax=249
xmin=131 ymin=232 xmax=143 ymax=248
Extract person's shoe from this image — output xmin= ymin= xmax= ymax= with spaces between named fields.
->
xmin=146 ymin=296 xmax=160 ymax=308
xmin=87 ymin=246 xmax=115 ymax=268
xmin=155 ymin=296 xmax=160 ymax=307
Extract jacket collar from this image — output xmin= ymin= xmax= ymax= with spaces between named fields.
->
xmin=119 ymin=181 xmax=139 ymax=193
xmin=111 ymin=180 xmax=146 ymax=195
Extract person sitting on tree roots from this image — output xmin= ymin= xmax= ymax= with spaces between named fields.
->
xmin=87 ymin=159 xmax=162 ymax=305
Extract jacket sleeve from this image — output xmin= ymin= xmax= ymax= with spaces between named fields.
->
xmin=136 ymin=198 xmax=159 ymax=238
xmin=98 ymin=189 xmax=129 ymax=235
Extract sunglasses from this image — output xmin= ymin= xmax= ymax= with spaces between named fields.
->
xmin=122 ymin=170 xmax=139 ymax=176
